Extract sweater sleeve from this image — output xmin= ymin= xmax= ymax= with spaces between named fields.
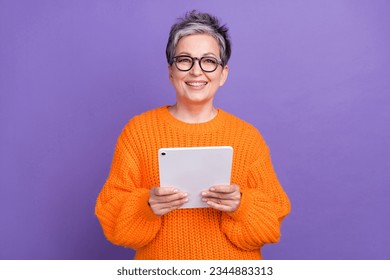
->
xmin=95 ymin=124 xmax=161 ymax=249
xmin=221 ymin=145 xmax=290 ymax=251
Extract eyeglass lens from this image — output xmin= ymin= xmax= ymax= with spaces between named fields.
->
xmin=175 ymin=56 xmax=219 ymax=72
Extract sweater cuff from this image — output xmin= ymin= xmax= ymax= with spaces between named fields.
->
xmin=225 ymin=189 xmax=254 ymax=221
xmin=135 ymin=188 xmax=161 ymax=221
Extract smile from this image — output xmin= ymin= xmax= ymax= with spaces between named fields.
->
xmin=185 ymin=81 xmax=208 ymax=87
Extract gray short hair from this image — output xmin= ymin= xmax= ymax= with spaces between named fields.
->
xmin=166 ymin=10 xmax=231 ymax=67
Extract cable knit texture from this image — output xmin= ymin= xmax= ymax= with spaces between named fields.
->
xmin=95 ymin=106 xmax=290 ymax=259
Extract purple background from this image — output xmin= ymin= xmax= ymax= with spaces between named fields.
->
xmin=1 ymin=0 xmax=389 ymax=260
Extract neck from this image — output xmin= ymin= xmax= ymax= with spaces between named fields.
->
xmin=168 ymin=102 xmax=217 ymax=123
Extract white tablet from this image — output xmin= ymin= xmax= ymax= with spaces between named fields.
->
xmin=158 ymin=146 xmax=233 ymax=208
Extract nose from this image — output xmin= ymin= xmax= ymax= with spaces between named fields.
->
xmin=190 ymin=58 xmax=203 ymax=75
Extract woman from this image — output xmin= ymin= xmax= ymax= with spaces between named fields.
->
xmin=95 ymin=10 xmax=290 ymax=260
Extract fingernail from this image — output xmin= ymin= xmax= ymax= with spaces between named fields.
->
xmin=201 ymin=192 xmax=207 ymax=196
xmin=210 ymin=187 xmax=215 ymax=191
xmin=173 ymin=189 xmax=178 ymax=193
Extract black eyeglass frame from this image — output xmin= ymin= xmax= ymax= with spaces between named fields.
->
xmin=171 ymin=55 xmax=223 ymax=73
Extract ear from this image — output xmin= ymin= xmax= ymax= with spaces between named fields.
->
xmin=168 ymin=64 xmax=174 ymax=83
xmin=219 ymin=64 xmax=229 ymax=86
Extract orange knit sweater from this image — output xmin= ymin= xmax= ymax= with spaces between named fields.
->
xmin=95 ymin=106 xmax=290 ymax=260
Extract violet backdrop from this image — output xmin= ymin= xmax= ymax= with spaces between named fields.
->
xmin=1 ymin=0 xmax=389 ymax=259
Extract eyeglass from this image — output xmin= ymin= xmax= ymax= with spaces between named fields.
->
xmin=172 ymin=55 xmax=223 ymax=73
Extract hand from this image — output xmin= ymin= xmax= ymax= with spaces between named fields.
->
xmin=148 ymin=187 xmax=188 ymax=216
xmin=201 ymin=184 xmax=241 ymax=212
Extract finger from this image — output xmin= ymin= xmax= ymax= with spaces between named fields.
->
xmin=202 ymin=197 xmax=238 ymax=206
xmin=209 ymin=185 xmax=238 ymax=194
xmin=206 ymin=200 xmax=236 ymax=212
xmin=153 ymin=187 xmax=178 ymax=196
xmin=150 ymin=195 xmax=188 ymax=216
xmin=159 ymin=196 xmax=189 ymax=210
xmin=202 ymin=196 xmax=227 ymax=202
xmin=202 ymin=190 xmax=239 ymax=200
xmin=158 ymin=200 xmax=187 ymax=216
xmin=151 ymin=192 xmax=187 ymax=204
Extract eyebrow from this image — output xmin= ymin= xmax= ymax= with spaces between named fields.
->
xmin=176 ymin=52 xmax=218 ymax=57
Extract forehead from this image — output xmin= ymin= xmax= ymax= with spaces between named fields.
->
xmin=175 ymin=34 xmax=220 ymax=56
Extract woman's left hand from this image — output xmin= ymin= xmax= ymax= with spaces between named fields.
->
xmin=201 ymin=184 xmax=241 ymax=212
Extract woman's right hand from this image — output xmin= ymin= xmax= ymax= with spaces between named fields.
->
xmin=148 ymin=187 xmax=188 ymax=216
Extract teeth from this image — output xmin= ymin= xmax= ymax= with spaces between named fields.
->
xmin=186 ymin=82 xmax=207 ymax=87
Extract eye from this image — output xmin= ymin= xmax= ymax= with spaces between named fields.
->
xmin=176 ymin=57 xmax=192 ymax=63
xmin=202 ymin=57 xmax=217 ymax=65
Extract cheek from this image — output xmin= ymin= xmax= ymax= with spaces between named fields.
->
xmin=171 ymin=71 xmax=186 ymax=82
xmin=170 ymin=74 xmax=187 ymax=90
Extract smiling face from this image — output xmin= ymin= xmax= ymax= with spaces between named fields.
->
xmin=168 ymin=34 xmax=229 ymax=107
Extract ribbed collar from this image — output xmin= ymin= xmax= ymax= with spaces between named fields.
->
xmin=157 ymin=105 xmax=227 ymax=134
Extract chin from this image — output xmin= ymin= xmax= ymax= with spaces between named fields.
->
xmin=185 ymin=97 xmax=214 ymax=105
